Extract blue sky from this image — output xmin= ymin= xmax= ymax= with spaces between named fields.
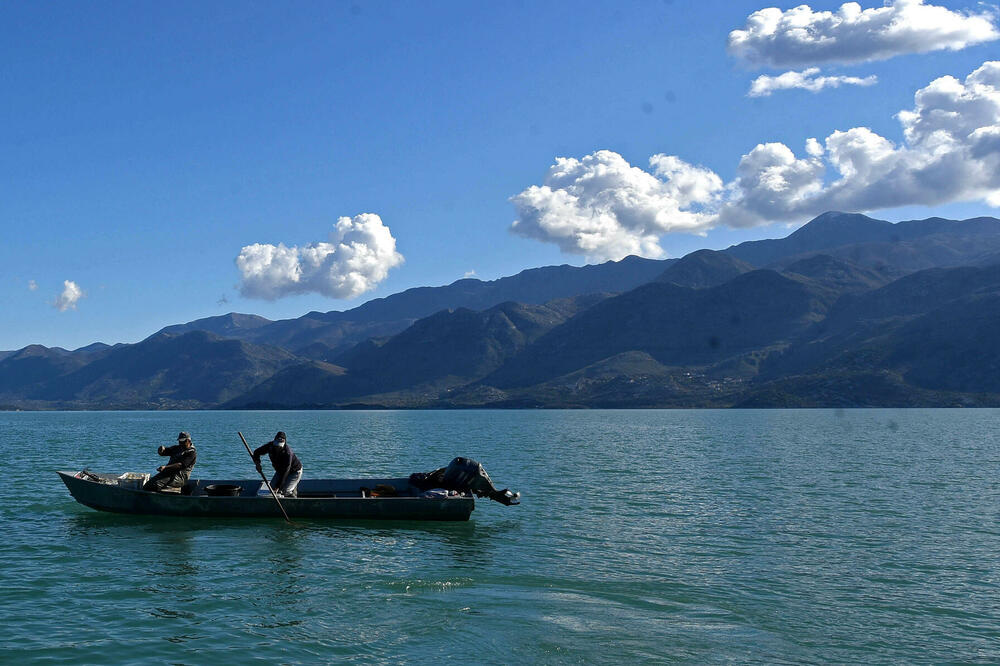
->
xmin=3 ymin=0 xmax=999 ymax=350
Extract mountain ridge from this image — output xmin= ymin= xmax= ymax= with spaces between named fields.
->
xmin=7 ymin=211 xmax=1000 ymax=409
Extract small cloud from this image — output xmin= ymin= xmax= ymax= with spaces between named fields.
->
xmin=729 ymin=0 xmax=1000 ymax=68
xmin=217 ymin=294 xmax=229 ymax=306
xmin=805 ymin=138 xmax=825 ymax=157
xmin=749 ymin=68 xmax=878 ymax=97
xmin=28 ymin=280 xmax=38 ymax=291
xmin=236 ymin=213 xmax=404 ymax=301
xmin=463 ymin=270 xmax=476 ymax=278
xmin=53 ymin=280 xmax=84 ymax=311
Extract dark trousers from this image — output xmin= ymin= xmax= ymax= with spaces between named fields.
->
xmin=143 ymin=470 xmax=190 ymax=492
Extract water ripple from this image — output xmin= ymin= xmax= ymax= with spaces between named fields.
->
xmin=2 ymin=409 xmax=1000 ymax=663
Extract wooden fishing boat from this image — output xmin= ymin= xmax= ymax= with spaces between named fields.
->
xmin=57 ymin=470 xmax=475 ymax=521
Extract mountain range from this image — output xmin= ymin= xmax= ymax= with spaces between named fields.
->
xmin=5 ymin=211 xmax=1000 ymax=409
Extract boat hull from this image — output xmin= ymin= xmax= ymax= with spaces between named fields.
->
xmin=57 ymin=471 xmax=475 ymax=521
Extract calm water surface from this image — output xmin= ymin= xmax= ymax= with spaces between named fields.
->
xmin=1 ymin=409 xmax=999 ymax=663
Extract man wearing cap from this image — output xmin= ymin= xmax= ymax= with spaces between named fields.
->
xmin=252 ymin=431 xmax=302 ymax=497
xmin=143 ymin=432 xmax=198 ymax=492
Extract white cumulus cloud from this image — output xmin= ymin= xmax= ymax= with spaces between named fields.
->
xmin=717 ymin=141 xmax=827 ymax=227
xmin=236 ymin=214 xmax=404 ymax=300
xmin=722 ymin=60 xmax=1000 ymax=225
xmin=53 ymin=280 xmax=84 ymax=311
xmin=749 ymin=67 xmax=878 ymax=96
xmin=729 ymin=0 xmax=999 ymax=68
xmin=512 ymin=60 xmax=1000 ymax=254
xmin=509 ymin=150 xmax=723 ymax=261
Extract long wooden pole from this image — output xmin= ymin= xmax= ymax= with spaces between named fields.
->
xmin=238 ymin=431 xmax=291 ymax=523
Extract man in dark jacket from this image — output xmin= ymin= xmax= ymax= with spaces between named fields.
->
xmin=143 ymin=431 xmax=197 ymax=492
xmin=252 ymin=431 xmax=303 ymax=497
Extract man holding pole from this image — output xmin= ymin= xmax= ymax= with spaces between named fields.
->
xmin=251 ymin=431 xmax=303 ymax=498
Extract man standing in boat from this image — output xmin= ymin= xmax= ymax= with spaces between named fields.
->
xmin=143 ymin=431 xmax=197 ymax=492
xmin=252 ymin=431 xmax=302 ymax=497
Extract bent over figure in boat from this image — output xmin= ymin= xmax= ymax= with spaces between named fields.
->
xmin=143 ymin=431 xmax=197 ymax=493
xmin=410 ymin=457 xmax=520 ymax=505
xmin=252 ymin=431 xmax=302 ymax=498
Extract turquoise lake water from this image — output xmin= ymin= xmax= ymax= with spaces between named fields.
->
xmin=1 ymin=409 xmax=999 ymax=663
